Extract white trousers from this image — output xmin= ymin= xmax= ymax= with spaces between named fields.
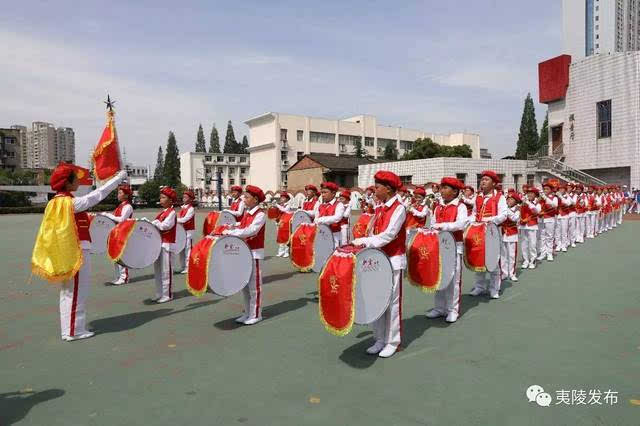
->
xmin=586 ymin=214 xmax=596 ymax=238
xmin=568 ymin=216 xmax=576 ymax=245
xmin=557 ymin=217 xmax=569 ymax=250
xmin=372 ymin=270 xmax=402 ymax=347
xmin=340 ymin=224 xmax=350 ymax=245
xmin=473 ymin=267 xmax=502 ymax=295
xmin=60 ymin=249 xmax=91 ymax=338
xmin=500 ymin=241 xmax=518 ymax=279
xmin=113 ymin=264 xmax=129 ymax=282
xmin=541 ymin=220 xmax=556 ymax=257
xmin=536 ymin=225 xmax=543 ymax=255
xmin=242 ymin=259 xmax=263 ymax=320
xmin=178 ymin=236 xmax=193 ymax=272
xmin=575 ymin=216 xmax=585 ymax=243
xmin=520 ymin=229 xmax=537 ymax=264
xmin=618 ymin=208 xmax=623 ymax=224
xmin=277 ymin=243 xmax=289 ymax=256
xmin=154 ymin=248 xmax=173 ymax=299
xmin=434 ymin=254 xmax=463 ymax=315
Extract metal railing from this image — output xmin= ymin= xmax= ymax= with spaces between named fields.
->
xmin=534 ymin=156 xmax=607 ymax=186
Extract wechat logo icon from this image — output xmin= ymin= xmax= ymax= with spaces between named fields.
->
xmin=526 ymin=385 xmax=552 ymax=407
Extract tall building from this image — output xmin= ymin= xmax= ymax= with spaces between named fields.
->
xmin=244 ymin=112 xmax=481 ymax=192
xmin=180 ymin=152 xmax=250 ymax=196
xmin=0 ymin=128 xmax=21 ymax=170
xmin=564 ymin=0 xmax=640 ymax=60
xmin=27 ymin=122 xmax=57 ymax=168
xmin=10 ymin=125 xmax=28 ymax=168
xmin=56 ymin=127 xmax=75 ymax=164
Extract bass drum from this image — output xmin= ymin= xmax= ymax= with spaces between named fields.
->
xmin=116 ymin=220 xmax=162 ymax=269
xmin=170 ymin=224 xmax=186 ymax=254
xmin=89 ymin=214 xmax=116 ymax=255
xmin=208 ymin=236 xmax=253 ymax=296
xmin=353 ymin=248 xmax=394 ymax=325
xmin=290 ymin=210 xmax=312 ymax=234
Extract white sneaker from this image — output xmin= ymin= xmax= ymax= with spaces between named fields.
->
xmin=366 ymin=341 xmax=385 ymax=355
xmin=243 ymin=317 xmax=263 ymax=325
xmin=528 ymin=263 xmax=536 ymax=269
xmin=151 ymin=295 xmax=160 ymax=302
xmin=63 ymin=331 xmax=95 ymax=342
xmin=536 ymin=254 xmax=546 ymax=261
xmin=282 ymin=253 xmax=290 ymax=258
xmin=546 ymin=255 xmax=553 ymax=262
xmin=510 ymin=276 xmax=519 ymax=282
xmin=276 ymin=252 xmax=283 ymax=257
xmin=571 ymin=243 xmax=576 ymax=248
xmin=378 ymin=344 xmax=398 ymax=358
xmin=445 ymin=312 xmax=458 ymax=323
xmin=426 ymin=309 xmax=445 ymax=319
xmin=490 ymin=292 xmax=500 ymax=299
xmin=112 ymin=278 xmax=126 ymax=286
xmin=469 ymin=287 xmax=485 ymax=296
xmin=521 ymin=261 xmax=529 ymax=269
xmin=235 ymin=314 xmax=248 ymax=323
xmin=180 ymin=269 xmax=188 ymax=274
xmin=561 ymin=248 xmax=567 ymax=252
xmin=156 ymin=296 xmax=172 ymax=304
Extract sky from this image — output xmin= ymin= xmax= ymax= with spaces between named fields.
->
xmin=1 ymin=0 xmax=562 ymax=167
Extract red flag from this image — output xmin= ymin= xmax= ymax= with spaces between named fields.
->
xmin=92 ymin=110 xmax=121 ymax=181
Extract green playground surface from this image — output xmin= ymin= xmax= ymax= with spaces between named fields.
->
xmin=1 ymin=210 xmax=639 ymax=425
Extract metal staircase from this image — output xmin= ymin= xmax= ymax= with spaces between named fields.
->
xmin=527 ymin=144 xmax=607 ymax=186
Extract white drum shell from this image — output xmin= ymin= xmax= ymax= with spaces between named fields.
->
xmin=484 ymin=222 xmax=501 ymax=273
xmin=117 ymin=221 xmax=162 ymax=269
xmin=170 ymin=224 xmax=187 ymax=254
xmin=291 ymin=210 xmax=312 ymax=234
xmin=353 ymin=248 xmax=394 ymax=325
xmin=89 ymin=214 xmax=116 ymax=255
xmin=207 ymin=236 xmax=253 ymax=296
xmin=312 ymin=224 xmax=335 ymax=273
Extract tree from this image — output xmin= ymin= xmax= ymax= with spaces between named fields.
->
xmin=539 ymin=112 xmax=549 ymax=154
xmin=240 ymin=135 xmax=249 ymax=154
xmin=383 ymin=142 xmax=399 ymax=161
xmin=223 ymin=121 xmax=238 ymax=153
xmin=153 ymin=146 xmax=164 ymax=183
xmin=515 ymin=93 xmax=539 ymax=159
xmin=402 ymin=138 xmax=440 ymax=160
xmin=353 ymin=136 xmax=366 ymax=158
xmin=138 ymin=179 xmax=160 ymax=206
xmin=195 ymin=124 xmax=206 ymax=152
xmin=163 ymin=131 xmax=181 ymax=188
xmin=209 ymin=124 xmax=220 ymax=153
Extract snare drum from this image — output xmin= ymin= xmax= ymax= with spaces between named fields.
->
xmin=290 ymin=223 xmax=334 ymax=273
xmin=407 ymin=229 xmax=456 ymax=292
xmin=186 ymin=235 xmax=253 ymax=297
xmin=463 ymin=221 xmax=501 ymax=272
xmin=202 ymin=210 xmax=236 ymax=235
xmin=108 ymin=219 xmax=162 ymax=269
xmin=170 ymin=224 xmax=187 ymax=254
xmin=290 ymin=210 xmax=312 ymax=234
xmin=89 ymin=214 xmax=116 ymax=255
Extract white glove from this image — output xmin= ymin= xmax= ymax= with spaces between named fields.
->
xmin=222 ymin=229 xmax=231 ymax=235
xmin=432 ymin=223 xmax=443 ymax=230
xmin=117 ymin=170 xmax=128 ymax=181
xmin=351 ymin=238 xmax=365 ymax=247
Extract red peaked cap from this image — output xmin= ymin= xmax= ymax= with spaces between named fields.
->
xmin=374 ymin=171 xmax=402 ymax=190
xmin=399 ymin=186 xmax=408 ymax=192
xmin=339 ymin=190 xmax=351 ymax=199
xmin=440 ymin=177 xmax=465 ymax=190
xmin=279 ymin=192 xmax=290 ymax=200
xmin=245 ymin=185 xmax=265 ymax=202
xmin=160 ymin=187 xmax=177 ymax=201
xmin=305 ymin=184 xmax=318 ymax=193
xmin=230 ymin=185 xmax=243 ymax=193
xmin=527 ymin=187 xmax=540 ymax=194
xmin=507 ymin=192 xmax=522 ymax=203
xmin=183 ymin=190 xmax=195 ymax=199
xmin=481 ymin=170 xmax=501 ymax=183
xmin=118 ymin=184 xmax=132 ymax=196
xmin=542 ymin=181 xmax=556 ymax=189
xmin=413 ymin=187 xmax=426 ymax=197
xmin=50 ymin=163 xmax=76 ymax=191
xmin=321 ymin=181 xmax=339 ymax=192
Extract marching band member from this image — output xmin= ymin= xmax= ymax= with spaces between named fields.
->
xmin=406 ymin=186 xmax=430 ymax=228
xmin=352 ymin=171 xmax=406 ymax=358
xmin=519 ymin=187 xmax=541 ymax=269
xmin=425 ymin=177 xmax=467 ymax=323
xmin=469 ymin=170 xmax=508 ymax=299
xmin=556 ymin=184 xmax=572 ymax=253
xmin=574 ymin=185 xmax=587 ymax=244
xmin=32 ymin=164 xmax=126 ymax=341
xmin=586 ymin=186 xmax=598 ymax=238
xmin=462 ymin=185 xmax=476 ymax=216
xmin=500 ymin=193 xmax=521 ymax=282
xmin=225 ymin=185 xmax=245 ymax=219
xmin=102 ymin=184 xmax=134 ymax=285
xmin=398 ymin=186 xmax=412 ymax=208
xmin=176 ymin=190 xmax=196 ymax=274
xmin=275 ymin=192 xmax=293 ymax=257
xmin=151 ymin=187 xmax=178 ymax=303
xmin=301 ymin=184 xmax=320 ymax=218
xmin=223 ymin=185 xmax=267 ymax=325
xmin=567 ymin=183 xmax=578 ymax=247
xmin=595 ymin=186 xmax=605 ymax=234
xmin=338 ymin=190 xmax=352 ymax=245
xmin=537 ymin=182 xmax=559 ymax=262
xmin=313 ymin=182 xmax=346 ymax=247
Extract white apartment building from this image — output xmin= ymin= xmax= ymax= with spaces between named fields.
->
xmin=125 ymin=163 xmax=151 ymax=191
xmin=244 ymin=112 xmax=481 ymax=192
xmin=10 ymin=125 xmax=28 ymax=168
xmin=56 ymin=127 xmax=75 ymax=164
xmin=27 ymin=122 xmax=57 ymax=169
xmin=180 ymin=152 xmax=250 ymax=195
xmin=564 ymin=0 xmax=640 ymax=60
xmin=540 ymin=52 xmax=640 ymax=188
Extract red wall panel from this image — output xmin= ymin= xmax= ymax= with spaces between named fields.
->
xmin=538 ymin=55 xmax=571 ymax=104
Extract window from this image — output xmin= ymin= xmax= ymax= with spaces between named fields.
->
xmin=228 ymin=156 xmax=236 ymax=163
xmin=297 ymin=151 xmax=304 ymax=161
xmin=217 ymin=156 xmax=224 ymax=162
xmin=205 ymin=155 xmax=211 ymax=162
xmin=217 ymin=167 xmax=223 ymax=173
xmin=456 ymin=173 xmax=466 ymax=183
xmin=400 ymin=140 xmax=413 ymax=151
xmin=498 ymin=174 xmax=505 ymax=184
xmin=513 ymin=174 xmax=521 ymax=190
xmin=229 ymin=178 xmax=235 ymax=185
xmin=476 ymin=174 xmax=483 ymax=189
xmin=239 ymin=156 xmax=246 ymax=163
xmin=527 ymin=174 xmax=535 ymax=187
xmin=364 ymin=137 xmax=374 ymax=147
xmin=240 ymin=167 xmax=246 ymax=174
xmin=280 ymin=129 xmax=288 ymax=141
xmin=377 ymin=138 xmax=395 ymax=148
xmin=309 ymin=131 xmax=335 ymax=144
xmin=297 ymin=130 xmax=303 ymax=141
xmin=229 ymin=167 xmax=235 ymax=174
xmin=241 ymin=178 xmax=246 ymax=185
xmin=399 ymin=175 xmax=412 ymax=185
xmin=597 ymin=100 xmax=612 ymax=138
xmin=206 ymin=167 xmax=211 ymax=174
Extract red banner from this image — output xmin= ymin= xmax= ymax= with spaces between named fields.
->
xmin=276 ymin=212 xmax=293 ymax=244
xmin=202 ymin=212 xmax=220 ymax=235
xmin=290 ymin=223 xmax=317 ymax=272
xmin=407 ymin=230 xmax=442 ymax=292
xmin=107 ymin=219 xmax=137 ymax=262
xmin=405 ymin=213 xmax=421 ymax=230
xmin=267 ymin=206 xmax=282 ymax=220
xmin=186 ymin=237 xmax=216 ymax=297
xmin=463 ymin=223 xmax=486 ymax=272
xmin=92 ymin=112 xmax=121 ymax=181
xmin=352 ymin=213 xmax=372 ymax=239
xmin=318 ymin=252 xmax=356 ymax=336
